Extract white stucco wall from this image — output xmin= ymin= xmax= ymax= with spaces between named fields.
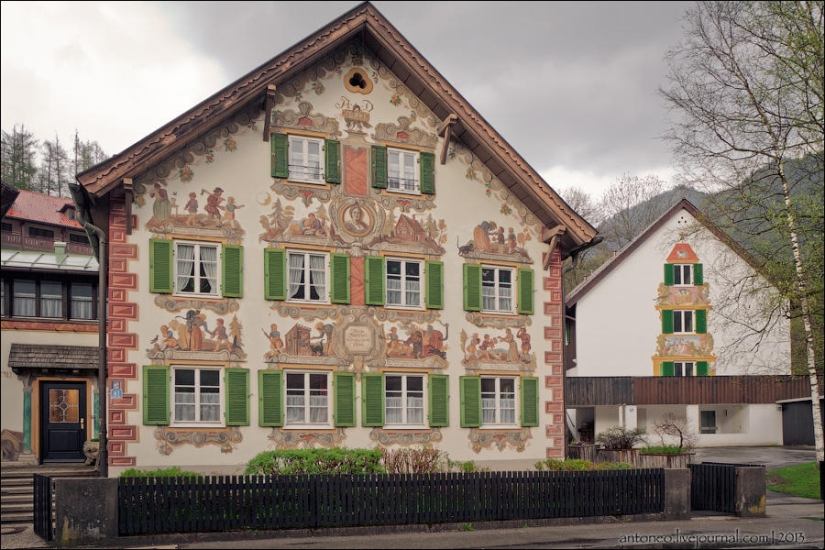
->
xmin=573 ymin=207 xmax=791 ymax=377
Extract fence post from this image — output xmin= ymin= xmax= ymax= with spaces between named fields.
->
xmin=663 ymin=469 xmax=690 ymax=520
xmin=734 ymin=466 xmax=766 ymax=517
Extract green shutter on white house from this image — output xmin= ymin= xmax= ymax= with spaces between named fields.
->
xmin=697 ymin=361 xmax=709 ymax=376
xmin=664 ymin=264 xmax=674 ymax=286
xmin=324 ymin=139 xmax=341 ymax=184
xmin=364 ymin=256 xmax=385 ymax=305
xmin=149 ymin=239 xmax=173 ymax=293
xmin=225 ymin=368 xmax=249 ymax=426
xmin=463 ymin=264 xmax=482 ymax=312
xmin=693 ymin=263 xmax=703 ymax=285
xmin=330 ymin=253 xmax=351 ymax=304
xmin=361 ymin=373 xmax=384 ymax=427
xmin=459 ymin=376 xmax=481 ymax=428
xmin=419 ymin=151 xmax=435 ymax=194
xmin=371 ymin=146 xmax=388 ymax=189
xmin=222 ymin=244 xmax=243 ymax=298
xmin=334 ymin=372 xmax=356 ymax=427
xmin=264 ymin=248 xmax=287 ymax=300
xmin=428 ymin=374 xmax=449 ymax=427
xmin=143 ymin=365 xmax=170 ymax=425
xmin=695 ymin=309 xmax=707 ymax=334
xmin=662 ymin=310 xmax=674 ymax=334
xmin=272 ymin=134 xmax=288 ymax=178
xmin=258 ymin=370 xmax=283 ymax=427
xmin=520 ymin=377 xmax=539 ymax=427
xmin=517 ymin=268 xmax=534 ymax=315
xmin=425 ymin=260 xmax=444 ymax=309
xmin=661 ymin=362 xmax=675 ymax=377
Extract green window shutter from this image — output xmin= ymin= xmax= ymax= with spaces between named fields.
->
xmin=222 ymin=244 xmax=243 ymax=298
xmin=662 ymin=310 xmax=674 ymax=334
xmin=143 ymin=365 xmax=169 ymax=425
xmin=693 ymin=263 xmax=703 ymax=285
xmin=371 ymin=145 xmax=387 ymax=189
xmin=697 ymin=361 xmax=709 ymax=376
xmin=695 ymin=309 xmax=707 ymax=334
xmin=364 ymin=255 xmax=385 ymax=305
xmin=428 ymin=374 xmax=449 ymax=427
xmin=330 ymin=253 xmax=351 ymax=304
xmin=225 ymin=368 xmax=249 ymax=426
xmin=264 ymin=248 xmax=287 ymax=300
xmin=149 ymin=239 xmax=173 ymax=293
xmin=425 ymin=260 xmax=444 ymax=309
xmin=324 ymin=139 xmax=341 ymax=184
xmin=460 ymin=376 xmax=481 ymax=428
xmin=258 ymin=370 xmax=283 ymax=427
xmin=520 ymin=377 xmax=539 ymax=427
xmin=661 ymin=362 xmax=675 ymax=377
xmin=272 ymin=134 xmax=288 ymax=178
xmin=361 ymin=373 xmax=385 ymax=427
xmin=517 ymin=268 xmax=535 ymax=315
xmin=419 ymin=151 xmax=435 ymax=194
xmin=463 ymin=264 xmax=482 ymax=311
xmin=664 ymin=264 xmax=674 ymax=286
xmin=334 ymin=372 xmax=356 ymax=427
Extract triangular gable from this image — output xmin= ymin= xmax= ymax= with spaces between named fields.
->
xmin=74 ymin=2 xmax=596 ymax=253
xmin=666 ymin=243 xmax=699 ymax=263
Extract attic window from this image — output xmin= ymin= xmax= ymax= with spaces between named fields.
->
xmin=344 ymin=68 xmax=373 ymax=95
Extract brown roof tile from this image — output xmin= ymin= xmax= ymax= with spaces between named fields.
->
xmin=5 ymin=189 xmax=84 ymax=230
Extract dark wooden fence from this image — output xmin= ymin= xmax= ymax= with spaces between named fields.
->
xmin=33 ymin=474 xmax=53 ymax=541
xmin=689 ymin=462 xmax=763 ymax=513
xmin=118 ymin=469 xmax=665 ymax=536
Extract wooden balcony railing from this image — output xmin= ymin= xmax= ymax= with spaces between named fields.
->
xmin=1 ymin=232 xmax=93 ymax=256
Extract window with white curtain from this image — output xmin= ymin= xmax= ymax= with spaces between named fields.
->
xmin=288 ymin=135 xmax=324 ymax=184
xmin=12 ymin=279 xmax=36 ymax=317
xmin=287 ymin=250 xmax=328 ymax=303
xmin=285 ymin=371 xmax=330 ymax=427
xmin=387 ymin=148 xmax=419 ymax=194
xmin=40 ymin=281 xmax=62 ymax=318
xmin=386 ymin=258 xmax=422 ymax=309
xmin=385 ymin=374 xmax=425 ymax=426
xmin=481 ymin=377 xmax=517 ymax=427
xmin=171 ymin=367 xmax=222 ymax=426
xmin=1 ymin=277 xmax=97 ymax=320
xmin=481 ymin=266 xmax=514 ymax=313
xmin=70 ymin=282 xmax=94 ymax=319
xmin=174 ymin=241 xmax=220 ymax=297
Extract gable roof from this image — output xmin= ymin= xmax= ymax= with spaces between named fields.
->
xmin=4 ymin=189 xmax=84 ymax=230
xmin=566 ymin=198 xmax=766 ymax=306
xmin=75 ymin=1 xmax=596 ymax=252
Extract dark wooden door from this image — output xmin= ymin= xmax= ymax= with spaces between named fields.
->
xmin=40 ymin=382 xmax=86 ymax=462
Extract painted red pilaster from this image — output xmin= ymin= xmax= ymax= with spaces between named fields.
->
xmin=542 ymin=246 xmax=565 ymax=459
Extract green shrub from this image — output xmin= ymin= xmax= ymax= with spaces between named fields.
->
xmin=534 ymin=458 xmax=633 ymax=471
xmin=244 ymin=448 xmax=385 ymax=475
xmin=381 ymin=447 xmax=445 ymax=474
xmin=119 ymin=466 xmax=200 ymax=478
xmin=641 ymin=444 xmax=693 ymax=455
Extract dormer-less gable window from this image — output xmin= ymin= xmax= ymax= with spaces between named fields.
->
xmin=664 ymin=263 xmax=703 ymax=286
xmin=371 ymin=146 xmax=435 ymax=195
xmin=270 ymin=133 xmax=341 ymax=185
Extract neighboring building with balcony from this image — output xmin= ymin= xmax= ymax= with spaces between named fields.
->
xmin=564 ymin=199 xmax=815 ymax=447
xmin=1 ymin=188 xmax=100 ymax=464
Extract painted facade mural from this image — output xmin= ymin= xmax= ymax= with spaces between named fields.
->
xmin=94 ymin=39 xmax=566 ymax=470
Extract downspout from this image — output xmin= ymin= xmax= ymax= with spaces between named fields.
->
xmin=83 ymin=221 xmax=108 ymax=478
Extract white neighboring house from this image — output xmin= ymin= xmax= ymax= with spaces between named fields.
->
xmin=565 ymin=198 xmax=797 ymax=448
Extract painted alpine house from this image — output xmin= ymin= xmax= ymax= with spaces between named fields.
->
xmin=73 ymin=2 xmax=597 ymax=473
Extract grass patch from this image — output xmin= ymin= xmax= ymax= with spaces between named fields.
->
xmin=766 ymin=462 xmax=821 ymax=500
xmin=640 ymin=445 xmax=693 ymax=455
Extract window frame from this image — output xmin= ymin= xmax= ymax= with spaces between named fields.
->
xmin=386 ymin=147 xmax=420 ymax=195
xmin=283 ymin=370 xmax=332 ymax=429
xmin=170 ymin=365 xmax=224 ymax=428
xmin=700 ymin=410 xmax=717 ymax=434
xmin=384 ymin=373 xmax=427 ymax=429
xmin=287 ymin=135 xmax=325 ymax=184
xmin=672 ymin=264 xmax=693 ymax=286
xmin=385 ymin=257 xmax=424 ymax=310
xmin=481 ymin=265 xmax=515 ymax=314
xmin=286 ymin=249 xmax=331 ymax=304
xmin=674 ymin=361 xmax=694 ymax=377
xmin=672 ymin=309 xmax=694 ymax=334
xmin=480 ymin=376 xmax=518 ymax=428
xmin=0 ymin=275 xmax=98 ymax=321
xmin=172 ymin=240 xmax=222 ymax=299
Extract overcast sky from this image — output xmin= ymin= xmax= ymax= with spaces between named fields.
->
xmin=1 ymin=1 xmax=692 ymax=200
